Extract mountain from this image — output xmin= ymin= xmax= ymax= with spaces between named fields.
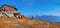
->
xmin=1 ymin=4 xmax=60 ymax=28
xmin=28 ymin=15 xmax=60 ymax=22
xmin=0 ymin=17 xmax=60 ymax=28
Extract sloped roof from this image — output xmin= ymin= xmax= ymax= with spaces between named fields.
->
xmin=0 ymin=4 xmax=18 ymax=11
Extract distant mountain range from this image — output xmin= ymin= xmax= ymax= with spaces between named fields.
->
xmin=28 ymin=15 xmax=60 ymax=22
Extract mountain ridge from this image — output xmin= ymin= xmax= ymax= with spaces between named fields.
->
xmin=28 ymin=15 xmax=60 ymax=22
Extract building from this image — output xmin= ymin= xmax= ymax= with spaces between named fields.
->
xmin=0 ymin=4 xmax=21 ymax=18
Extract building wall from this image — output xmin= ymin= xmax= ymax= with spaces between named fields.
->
xmin=0 ymin=14 xmax=4 ymax=17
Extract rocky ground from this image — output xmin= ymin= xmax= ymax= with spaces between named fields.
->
xmin=0 ymin=17 xmax=60 ymax=28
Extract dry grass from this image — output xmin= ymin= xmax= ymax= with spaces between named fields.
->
xmin=0 ymin=17 xmax=60 ymax=28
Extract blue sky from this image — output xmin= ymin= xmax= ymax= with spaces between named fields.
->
xmin=0 ymin=0 xmax=60 ymax=16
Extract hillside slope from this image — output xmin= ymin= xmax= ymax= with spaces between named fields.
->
xmin=0 ymin=17 xmax=60 ymax=28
